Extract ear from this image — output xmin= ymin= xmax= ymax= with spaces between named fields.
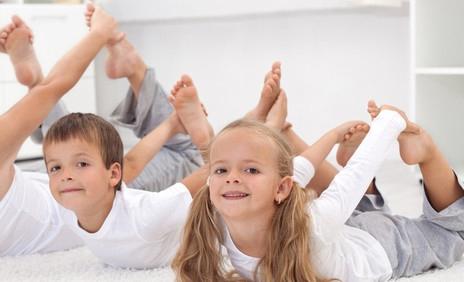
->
xmin=108 ymin=162 xmax=122 ymax=188
xmin=275 ymin=176 xmax=294 ymax=203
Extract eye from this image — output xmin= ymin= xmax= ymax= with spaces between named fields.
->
xmin=48 ymin=165 xmax=60 ymax=174
xmin=77 ymin=162 xmax=89 ymax=168
xmin=214 ymin=168 xmax=227 ymax=175
xmin=245 ymin=167 xmax=260 ymax=174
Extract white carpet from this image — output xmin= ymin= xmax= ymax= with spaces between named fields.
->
xmin=0 ymin=246 xmax=463 ymax=282
xmin=3 ymin=159 xmax=463 ymax=281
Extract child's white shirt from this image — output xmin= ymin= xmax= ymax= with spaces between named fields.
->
xmin=67 ymin=183 xmax=191 ymax=268
xmin=223 ymin=110 xmax=406 ymax=282
xmin=0 ymin=167 xmax=192 ymax=268
xmin=0 ymin=168 xmax=83 ymax=255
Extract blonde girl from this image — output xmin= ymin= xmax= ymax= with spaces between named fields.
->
xmin=173 ymin=104 xmax=464 ymax=281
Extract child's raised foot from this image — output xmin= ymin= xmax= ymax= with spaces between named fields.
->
xmin=170 ymin=75 xmax=214 ymax=150
xmin=104 ymin=39 xmax=143 ymax=79
xmin=336 ymin=123 xmax=370 ymax=167
xmin=245 ymin=61 xmax=281 ymax=121
xmin=4 ymin=16 xmax=42 ymax=88
xmin=265 ymin=89 xmax=287 ymax=131
xmin=398 ymin=128 xmax=435 ymax=165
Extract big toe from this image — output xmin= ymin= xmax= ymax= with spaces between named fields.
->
xmin=181 ymin=74 xmax=194 ymax=87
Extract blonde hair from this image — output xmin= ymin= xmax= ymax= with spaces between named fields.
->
xmin=172 ymin=119 xmax=332 ymax=282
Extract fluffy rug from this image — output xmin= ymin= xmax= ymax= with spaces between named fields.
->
xmin=0 ymin=246 xmax=463 ymax=281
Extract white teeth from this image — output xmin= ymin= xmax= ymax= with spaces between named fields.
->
xmin=223 ymin=192 xmax=249 ymax=197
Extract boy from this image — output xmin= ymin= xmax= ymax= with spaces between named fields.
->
xmin=0 ymin=5 xmax=121 ymax=255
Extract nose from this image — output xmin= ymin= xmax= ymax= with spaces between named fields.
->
xmin=225 ymin=170 xmax=241 ymax=184
xmin=60 ymin=168 xmax=74 ymax=182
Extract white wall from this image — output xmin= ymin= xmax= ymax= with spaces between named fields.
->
xmin=95 ymin=7 xmax=410 ymax=152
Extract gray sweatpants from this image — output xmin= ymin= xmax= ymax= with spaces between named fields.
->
xmin=33 ymin=68 xmax=202 ymax=192
xmin=347 ymin=175 xmax=464 ymax=279
xmin=110 ymin=68 xmax=203 ymax=191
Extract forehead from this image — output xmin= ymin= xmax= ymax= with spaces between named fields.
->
xmin=44 ymin=137 xmax=100 ymax=157
xmin=210 ymin=128 xmax=279 ymax=162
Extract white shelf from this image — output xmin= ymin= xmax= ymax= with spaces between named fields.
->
xmin=415 ymin=0 xmax=464 ymax=68
xmin=416 ymin=68 xmax=464 ymax=75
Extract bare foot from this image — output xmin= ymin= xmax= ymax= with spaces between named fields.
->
xmin=2 ymin=16 xmax=42 ymax=88
xmin=170 ymin=75 xmax=214 ymax=150
xmin=265 ymin=89 xmax=287 ymax=131
xmin=85 ymin=3 xmax=124 ymax=44
xmin=336 ymin=122 xmax=378 ymax=194
xmin=336 ymin=123 xmax=370 ymax=167
xmin=105 ymin=39 xmax=144 ymax=79
xmin=245 ymin=61 xmax=281 ymax=121
xmin=367 ymin=100 xmax=420 ymax=134
xmin=398 ymin=128 xmax=436 ymax=165
xmin=167 ymin=111 xmax=187 ymax=135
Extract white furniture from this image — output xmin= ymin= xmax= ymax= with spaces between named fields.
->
xmin=0 ymin=4 xmax=95 ymax=160
xmin=411 ymin=0 xmax=464 ymax=173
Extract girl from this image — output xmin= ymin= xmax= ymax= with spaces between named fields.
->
xmin=172 ymin=105 xmax=464 ymax=281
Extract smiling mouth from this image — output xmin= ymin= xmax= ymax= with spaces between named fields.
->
xmin=60 ymin=188 xmax=84 ymax=194
xmin=222 ymin=192 xmax=250 ymax=200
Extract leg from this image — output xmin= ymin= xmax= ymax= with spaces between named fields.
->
xmin=348 ymin=200 xmax=464 ymax=279
xmin=129 ymin=147 xmax=203 ymax=192
xmin=368 ymin=101 xmax=464 ymax=211
xmin=85 ymin=3 xmax=146 ymax=97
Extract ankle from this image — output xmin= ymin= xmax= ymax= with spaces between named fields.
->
xmin=128 ymin=63 xmax=147 ymax=98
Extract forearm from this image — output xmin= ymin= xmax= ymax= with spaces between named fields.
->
xmin=299 ymin=130 xmax=338 ymax=173
xmin=123 ymin=118 xmax=177 ymax=183
xmin=181 ymin=165 xmax=208 ymax=198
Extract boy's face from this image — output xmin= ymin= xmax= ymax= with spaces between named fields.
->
xmin=44 ymin=138 xmax=121 ymax=214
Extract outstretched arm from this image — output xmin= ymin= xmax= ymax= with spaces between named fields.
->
xmin=0 ymin=6 xmax=119 ymax=200
xmin=123 ymin=112 xmax=186 ymax=183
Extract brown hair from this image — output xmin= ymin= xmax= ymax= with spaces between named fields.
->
xmin=43 ymin=113 xmax=124 ymax=190
xmin=172 ymin=119 xmax=332 ymax=282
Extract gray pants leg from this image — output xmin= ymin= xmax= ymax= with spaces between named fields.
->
xmin=347 ymin=173 xmax=464 ymax=279
xmin=30 ymin=101 xmax=69 ymax=144
xmin=111 ymin=68 xmax=203 ymax=191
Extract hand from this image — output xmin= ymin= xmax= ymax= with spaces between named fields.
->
xmin=333 ymin=120 xmax=369 ymax=144
xmin=379 ymin=104 xmax=420 ymax=134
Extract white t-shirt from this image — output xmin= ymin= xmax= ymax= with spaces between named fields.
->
xmin=0 ymin=167 xmax=192 ymax=269
xmin=223 ymin=110 xmax=405 ymax=282
xmin=67 ymin=182 xmax=192 ymax=269
xmin=0 ymin=168 xmax=83 ymax=256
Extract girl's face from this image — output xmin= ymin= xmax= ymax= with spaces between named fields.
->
xmin=208 ymin=128 xmax=284 ymax=222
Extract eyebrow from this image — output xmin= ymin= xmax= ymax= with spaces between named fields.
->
xmin=46 ymin=152 xmax=93 ymax=164
xmin=210 ymin=159 xmax=264 ymax=166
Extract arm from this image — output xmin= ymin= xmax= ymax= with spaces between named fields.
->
xmin=123 ymin=113 xmax=183 ymax=183
xmin=283 ymin=127 xmax=339 ymax=195
xmin=181 ymin=165 xmax=209 ymax=197
xmin=298 ymin=121 xmax=365 ymax=178
xmin=291 ymin=121 xmax=366 ymax=193
xmin=0 ymin=6 xmax=118 ymax=200
xmin=310 ymin=110 xmax=406 ymax=238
